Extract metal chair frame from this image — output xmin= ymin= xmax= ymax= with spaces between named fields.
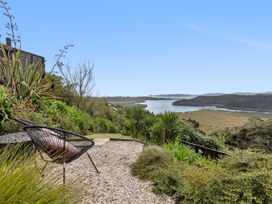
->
xmin=14 ymin=118 xmax=100 ymax=184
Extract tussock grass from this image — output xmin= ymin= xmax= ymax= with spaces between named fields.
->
xmin=0 ymin=145 xmax=79 ymax=203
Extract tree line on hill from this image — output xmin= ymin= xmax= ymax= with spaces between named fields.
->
xmin=173 ymin=94 xmax=272 ymax=111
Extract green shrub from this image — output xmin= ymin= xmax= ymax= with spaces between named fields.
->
xmin=125 ymin=106 xmax=148 ymax=138
xmin=150 ymin=113 xmax=221 ymax=149
xmin=131 ymin=146 xmax=272 ymax=203
xmin=225 ymin=118 xmax=272 ymax=152
xmin=0 ymin=145 xmax=79 ymax=203
xmin=175 ymin=163 xmax=223 ymax=204
xmin=179 ymin=121 xmax=221 ymax=150
xmin=219 ymin=149 xmax=272 ymax=173
xmin=13 ymin=98 xmax=125 ymax=135
xmin=85 ymin=98 xmax=111 ymax=117
xmin=92 ymin=117 xmax=118 ymax=133
xmin=41 ymin=99 xmax=92 ymax=132
xmin=0 ymin=87 xmax=15 ymax=134
xmin=149 ymin=161 xmax=186 ymax=195
xmin=180 ymin=150 xmax=272 ymax=203
xmin=0 ymin=86 xmax=13 ymax=122
xmin=46 ymin=74 xmax=77 ymax=106
xmin=16 ymin=99 xmax=93 ymax=134
xmin=164 ymin=142 xmax=211 ymax=165
xmin=130 ymin=146 xmax=172 ymax=180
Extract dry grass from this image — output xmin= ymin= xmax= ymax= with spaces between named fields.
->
xmin=178 ymin=110 xmax=272 ymax=135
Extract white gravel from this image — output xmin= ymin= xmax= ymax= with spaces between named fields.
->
xmin=51 ymin=141 xmax=174 ymax=204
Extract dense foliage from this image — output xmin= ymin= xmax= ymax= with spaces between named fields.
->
xmin=0 ymin=86 xmax=12 ymax=122
xmin=131 ymin=145 xmax=272 ymax=203
xmin=0 ymin=48 xmax=53 ymax=100
xmin=22 ymin=99 xmax=93 ymax=133
xmin=164 ymin=142 xmax=212 ymax=164
xmin=220 ymin=117 xmax=272 ymax=153
xmin=151 ymin=111 xmax=181 ymax=143
xmin=179 ymin=121 xmax=222 ymax=150
xmin=0 ymin=86 xmax=14 ymax=134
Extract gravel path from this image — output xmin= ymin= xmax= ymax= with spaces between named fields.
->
xmin=51 ymin=141 xmax=174 ymax=204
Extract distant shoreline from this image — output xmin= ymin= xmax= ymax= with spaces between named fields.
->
xmin=173 ymin=94 xmax=272 ymax=113
xmin=100 ymin=94 xmax=272 ymax=114
xmin=102 ymin=96 xmax=170 ymax=107
xmin=174 ymin=104 xmax=272 ymax=113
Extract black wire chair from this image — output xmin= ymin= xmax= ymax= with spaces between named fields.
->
xmin=13 ymin=118 xmax=100 ymax=183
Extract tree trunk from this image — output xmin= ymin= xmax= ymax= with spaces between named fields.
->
xmin=160 ymin=128 xmax=166 ymax=145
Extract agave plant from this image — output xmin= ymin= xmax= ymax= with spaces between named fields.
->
xmin=0 ymin=45 xmax=53 ymax=100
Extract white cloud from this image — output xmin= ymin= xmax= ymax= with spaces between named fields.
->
xmin=182 ymin=23 xmax=272 ymax=51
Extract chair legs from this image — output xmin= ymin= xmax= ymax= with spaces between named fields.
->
xmin=61 ymin=153 xmax=99 ymax=184
xmin=38 ymin=153 xmax=98 ymax=185
xmin=63 ymin=161 xmax=66 ymax=184
xmin=35 ymin=152 xmax=49 ymax=177
xmin=86 ymin=152 xmax=100 ymax=173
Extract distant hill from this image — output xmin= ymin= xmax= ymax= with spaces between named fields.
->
xmin=173 ymin=94 xmax=272 ymax=111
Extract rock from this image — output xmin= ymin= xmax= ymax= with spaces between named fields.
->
xmin=0 ymin=132 xmax=31 ymax=144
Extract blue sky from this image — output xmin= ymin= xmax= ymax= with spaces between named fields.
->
xmin=2 ymin=0 xmax=272 ymax=96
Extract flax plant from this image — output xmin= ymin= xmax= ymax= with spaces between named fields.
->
xmin=0 ymin=145 xmax=79 ymax=203
xmin=0 ymin=45 xmax=53 ymax=100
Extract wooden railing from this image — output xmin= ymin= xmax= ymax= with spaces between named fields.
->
xmin=180 ymin=140 xmax=228 ymax=159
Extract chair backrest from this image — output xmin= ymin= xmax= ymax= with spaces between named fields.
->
xmin=13 ymin=118 xmax=39 ymax=127
xmin=29 ymin=127 xmax=79 ymax=162
xmin=25 ymin=126 xmax=94 ymax=163
xmin=13 ymin=118 xmax=94 ymax=164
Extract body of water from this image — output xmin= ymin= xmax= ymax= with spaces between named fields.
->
xmin=140 ymin=97 xmax=257 ymax=114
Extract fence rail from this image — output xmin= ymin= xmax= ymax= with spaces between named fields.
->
xmin=180 ymin=140 xmax=228 ymax=159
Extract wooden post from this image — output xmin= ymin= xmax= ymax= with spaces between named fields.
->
xmin=63 ymin=161 xmax=66 ymax=185
xmin=63 ymin=133 xmax=66 ymax=185
xmin=161 ymin=128 xmax=166 ymax=145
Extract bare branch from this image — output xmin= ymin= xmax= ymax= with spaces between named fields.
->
xmin=50 ymin=44 xmax=74 ymax=74
xmin=75 ymin=62 xmax=95 ymax=98
xmin=59 ymin=62 xmax=95 ymax=98
xmin=52 ymin=45 xmax=95 ymax=99
xmin=0 ymin=0 xmax=21 ymax=48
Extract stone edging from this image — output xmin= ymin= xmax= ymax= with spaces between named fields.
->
xmin=109 ymin=137 xmax=146 ymax=144
xmin=0 ymin=132 xmax=31 ymax=144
